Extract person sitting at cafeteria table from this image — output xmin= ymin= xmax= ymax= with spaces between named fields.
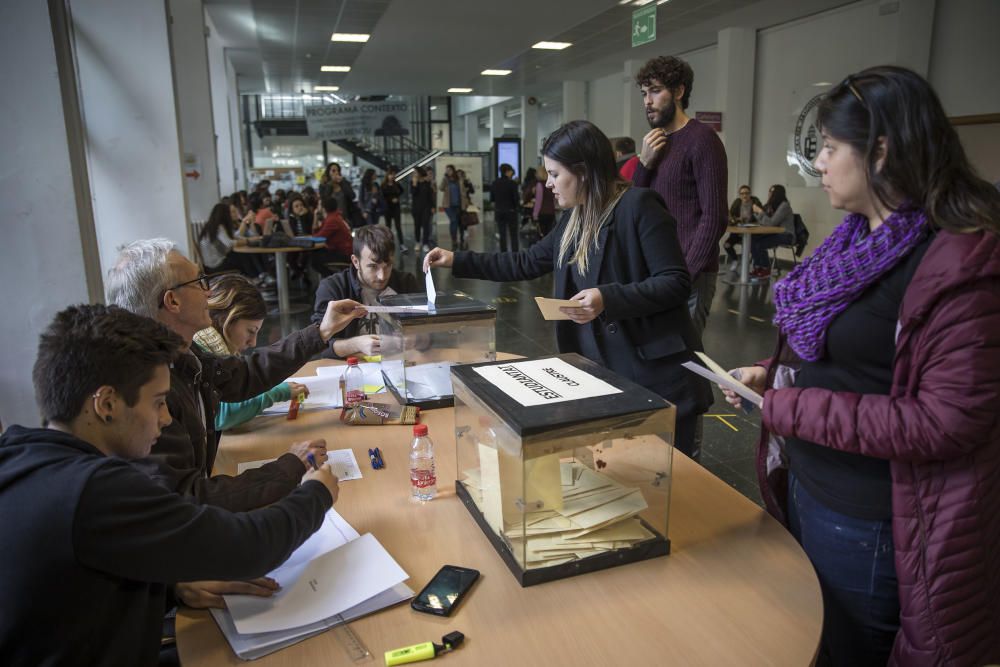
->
xmin=723 ymin=185 xmax=763 ymax=271
xmin=312 ymin=196 xmax=354 ymax=277
xmin=0 ymin=303 xmax=339 ymax=666
xmin=105 ymin=238 xmax=364 ymax=511
xmin=749 ymin=184 xmax=795 ymax=279
xmin=312 ymin=224 xmax=420 ymax=359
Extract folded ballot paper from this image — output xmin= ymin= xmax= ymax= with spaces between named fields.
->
xmin=210 ymin=509 xmax=412 ymax=660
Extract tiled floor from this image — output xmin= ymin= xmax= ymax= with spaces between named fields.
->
xmin=261 ymin=212 xmax=783 ymax=507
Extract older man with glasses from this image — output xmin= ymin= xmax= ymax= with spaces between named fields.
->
xmin=724 ymin=185 xmax=764 ymax=272
xmin=106 ymin=238 xmax=364 ymax=513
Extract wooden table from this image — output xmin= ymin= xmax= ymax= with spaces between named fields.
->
xmin=233 ymin=242 xmax=324 ymax=335
xmin=177 ymin=360 xmax=822 ymax=666
xmin=723 ymin=225 xmax=786 ymax=286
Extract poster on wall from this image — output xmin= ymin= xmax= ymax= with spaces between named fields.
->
xmin=304 ymin=102 xmax=411 ymax=141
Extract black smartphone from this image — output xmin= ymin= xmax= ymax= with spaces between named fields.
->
xmin=410 ymin=565 xmax=480 ymax=617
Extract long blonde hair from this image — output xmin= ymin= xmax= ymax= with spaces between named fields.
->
xmin=545 ymin=121 xmax=630 ymax=275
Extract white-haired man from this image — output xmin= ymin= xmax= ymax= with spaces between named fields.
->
xmin=106 ymin=238 xmax=363 ymax=511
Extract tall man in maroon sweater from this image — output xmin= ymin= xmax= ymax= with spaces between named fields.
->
xmin=632 ymin=56 xmax=728 ymax=335
xmin=632 ymin=56 xmax=727 ymax=462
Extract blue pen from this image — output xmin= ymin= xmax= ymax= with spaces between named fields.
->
xmin=375 ymin=447 xmax=386 ymax=469
xmin=368 ymin=448 xmax=380 ymax=469
xmin=306 ymin=452 xmax=320 ymax=471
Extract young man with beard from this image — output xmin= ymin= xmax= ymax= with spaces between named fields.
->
xmin=631 ymin=56 xmax=728 ymax=336
xmin=631 ymin=56 xmax=728 ymax=463
xmin=312 ymin=224 xmax=421 ymax=359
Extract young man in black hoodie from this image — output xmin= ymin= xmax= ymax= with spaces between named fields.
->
xmin=0 ymin=304 xmax=340 ymax=666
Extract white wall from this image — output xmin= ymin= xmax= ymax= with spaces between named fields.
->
xmin=169 ymin=0 xmax=220 ymax=223
xmin=205 ymin=10 xmax=235 ymax=196
xmin=751 ymin=0 xmax=901 ymax=250
xmin=928 ymin=0 xmax=1000 ymax=117
xmin=72 ymin=0 xmax=190 ymax=266
xmin=0 ymin=1 xmax=95 ymax=428
xmin=226 ymin=58 xmax=246 ymax=190
xmin=587 ymin=71 xmax=625 ymax=139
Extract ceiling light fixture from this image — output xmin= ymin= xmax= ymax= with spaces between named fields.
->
xmin=321 ymin=65 xmax=351 ymax=72
xmin=634 ymin=0 xmax=655 ymax=5
xmin=315 ymin=86 xmax=340 ymax=92
xmin=447 ymin=87 xmax=473 ymax=94
xmin=481 ymin=69 xmax=512 ymax=76
xmin=532 ymin=41 xmax=572 ymax=50
xmin=330 ymin=33 xmax=369 ymax=42
xmin=656 ymin=0 xmax=671 ymax=4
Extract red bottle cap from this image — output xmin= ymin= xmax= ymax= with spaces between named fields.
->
xmin=413 ymin=424 xmax=428 ymax=437
xmin=346 ymin=356 xmax=359 ymax=366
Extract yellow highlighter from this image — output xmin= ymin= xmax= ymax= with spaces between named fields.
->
xmin=385 ymin=631 xmax=464 ymax=666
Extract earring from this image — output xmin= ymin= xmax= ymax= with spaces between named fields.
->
xmin=105 ymin=415 xmax=112 ymax=423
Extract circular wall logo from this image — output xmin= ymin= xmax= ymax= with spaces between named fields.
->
xmin=793 ymin=93 xmax=824 ymax=178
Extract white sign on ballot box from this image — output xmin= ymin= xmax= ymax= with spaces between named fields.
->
xmin=472 ymin=357 xmax=622 ymax=407
xmin=304 ymin=101 xmax=411 ymax=141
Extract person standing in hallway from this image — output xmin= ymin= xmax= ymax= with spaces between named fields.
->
xmin=424 ymin=121 xmax=712 ymax=458
xmin=632 ymin=55 xmax=728 ymax=462
xmin=533 ymin=164 xmax=557 ymax=237
xmin=721 ymin=66 xmax=1000 ymax=667
xmin=411 ymin=166 xmax=436 ymax=252
xmin=491 ymin=163 xmax=521 ymax=251
xmin=632 ymin=55 xmax=728 ymax=334
xmin=440 ymin=164 xmax=469 ymax=250
xmin=612 ymin=136 xmax=639 ymax=181
xmin=382 ymin=168 xmax=406 ymax=252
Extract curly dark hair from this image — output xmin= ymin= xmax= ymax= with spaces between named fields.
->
xmin=33 ymin=304 xmax=183 ymax=423
xmin=635 ymin=56 xmax=694 ymax=109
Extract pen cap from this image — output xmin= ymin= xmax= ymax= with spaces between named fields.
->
xmin=413 ymin=424 xmax=428 ymax=437
xmin=346 ymin=356 xmax=359 ymax=366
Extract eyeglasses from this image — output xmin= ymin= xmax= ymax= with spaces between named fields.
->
xmin=158 ymin=274 xmax=210 ymax=308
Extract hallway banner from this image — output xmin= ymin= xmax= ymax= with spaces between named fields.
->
xmin=304 ymin=102 xmax=410 ymax=141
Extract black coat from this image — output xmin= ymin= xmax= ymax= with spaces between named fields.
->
xmin=0 ymin=426 xmax=330 ymax=666
xmin=490 ymin=176 xmax=520 ymax=214
xmin=131 ymin=325 xmax=328 ymax=512
xmin=454 ymin=187 xmax=713 ymax=418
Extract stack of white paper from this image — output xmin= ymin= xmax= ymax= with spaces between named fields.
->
xmin=237 ymin=449 xmax=363 ymax=481
xmin=210 ymin=509 xmax=412 ymax=659
xmin=260 ymin=375 xmax=344 ymax=415
xmin=462 ymin=461 xmax=652 ymax=569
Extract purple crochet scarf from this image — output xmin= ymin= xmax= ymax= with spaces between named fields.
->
xmin=773 ymin=207 xmax=929 ymax=361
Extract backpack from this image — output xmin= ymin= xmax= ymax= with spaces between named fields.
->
xmin=793 ymin=214 xmax=810 ymax=256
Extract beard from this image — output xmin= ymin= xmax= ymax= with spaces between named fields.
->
xmin=647 ymin=98 xmax=676 ymax=129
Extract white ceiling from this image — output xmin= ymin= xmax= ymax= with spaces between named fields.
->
xmin=205 ymin=0 xmax=853 ymax=98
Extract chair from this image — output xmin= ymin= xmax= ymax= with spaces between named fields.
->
xmin=769 ymin=214 xmax=808 ymax=276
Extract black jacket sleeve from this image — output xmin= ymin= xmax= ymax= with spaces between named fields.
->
xmin=453 ymin=213 xmax=563 ymax=282
xmin=73 ymin=460 xmax=332 ymax=583
xmin=213 ymin=323 xmax=326 ymax=403
xmin=600 ymin=190 xmax=692 ymax=321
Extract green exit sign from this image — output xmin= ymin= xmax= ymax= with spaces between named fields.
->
xmin=632 ymin=5 xmax=656 ymax=47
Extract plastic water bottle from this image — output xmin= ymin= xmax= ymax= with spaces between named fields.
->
xmin=409 ymin=424 xmax=437 ymax=501
xmin=343 ymin=356 xmax=365 ymax=407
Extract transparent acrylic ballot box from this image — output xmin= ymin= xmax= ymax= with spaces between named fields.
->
xmin=451 ymin=353 xmax=675 ymax=586
xmin=377 ymin=291 xmax=496 ymax=410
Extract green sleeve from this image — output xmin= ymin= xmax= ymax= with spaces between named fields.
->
xmin=214 ymin=383 xmax=293 ymax=431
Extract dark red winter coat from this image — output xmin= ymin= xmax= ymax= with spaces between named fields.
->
xmin=758 ymin=229 xmax=1000 ymax=666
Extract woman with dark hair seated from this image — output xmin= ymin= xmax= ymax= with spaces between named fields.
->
xmin=722 ymin=66 xmax=1000 ymax=666
xmin=747 ymin=184 xmax=795 ymax=278
xmin=197 ymin=202 xmax=261 ymax=278
xmin=424 ymin=120 xmax=712 ymax=458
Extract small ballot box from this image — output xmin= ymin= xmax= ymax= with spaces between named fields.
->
xmin=377 ymin=291 xmax=496 ymax=409
xmin=451 ymin=353 xmax=675 ymax=586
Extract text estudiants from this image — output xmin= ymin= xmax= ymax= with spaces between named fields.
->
xmin=495 ymin=364 xmax=582 ymax=401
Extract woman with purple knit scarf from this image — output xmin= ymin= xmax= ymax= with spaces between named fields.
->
xmin=722 ymin=66 xmax=1000 ymax=667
